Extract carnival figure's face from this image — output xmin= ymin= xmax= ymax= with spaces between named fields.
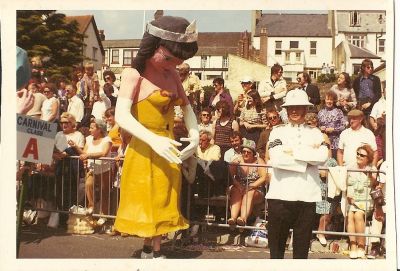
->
xmin=287 ymin=106 xmax=307 ymax=124
xmin=152 ymin=46 xmax=184 ymax=71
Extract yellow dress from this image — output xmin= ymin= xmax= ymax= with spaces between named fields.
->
xmin=114 ymin=90 xmax=189 ymax=237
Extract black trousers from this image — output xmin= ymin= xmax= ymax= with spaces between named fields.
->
xmin=267 ymin=199 xmax=316 ymax=259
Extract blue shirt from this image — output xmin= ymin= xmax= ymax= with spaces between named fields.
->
xmin=359 ymin=76 xmax=374 ymax=100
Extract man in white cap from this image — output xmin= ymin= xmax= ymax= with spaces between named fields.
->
xmin=266 ymin=88 xmax=329 ymax=259
xmin=233 ymin=76 xmax=254 ymax=116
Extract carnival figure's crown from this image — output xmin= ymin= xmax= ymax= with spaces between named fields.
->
xmin=146 ymin=20 xmax=198 ymax=43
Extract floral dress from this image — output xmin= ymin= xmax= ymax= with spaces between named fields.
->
xmin=317 ymin=107 xmax=346 ymax=151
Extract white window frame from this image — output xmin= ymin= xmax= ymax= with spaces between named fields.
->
xmin=347 ymin=35 xmax=366 ymax=48
xmin=295 ymin=52 xmax=301 ymax=62
xmin=104 ymin=50 xmax=109 ymax=65
xmin=123 ymin=49 xmax=133 ymax=66
xmin=112 ymin=49 xmax=119 ymax=64
xmin=201 ymin=55 xmax=207 ymax=68
xmin=378 ymin=39 xmax=385 ymax=53
xmin=222 ymin=56 xmax=228 ymax=68
xmin=310 ymin=41 xmax=317 ymax=55
xmin=275 ymin=41 xmax=282 ymax=55
xmin=350 ymin=11 xmax=361 ymax=27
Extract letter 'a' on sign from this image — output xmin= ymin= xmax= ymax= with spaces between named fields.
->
xmin=22 ymin=137 xmax=39 ymax=160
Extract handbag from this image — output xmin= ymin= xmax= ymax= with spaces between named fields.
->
xmin=370 ymin=188 xmax=385 ymax=206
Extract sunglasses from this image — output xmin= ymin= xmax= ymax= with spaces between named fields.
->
xmin=356 ymin=152 xmax=367 ymax=158
xmin=201 ymin=113 xmax=210 ymax=117
xmin=241 ymin=150 xmax=253 ymax=155
xmin=365 ymin=66 xmax=373 ymax=70
xmin=268 ymin=115 xmax=278 ymax=121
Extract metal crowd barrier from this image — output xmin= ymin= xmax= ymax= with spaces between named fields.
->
xmin=17 ymin=157 xmax=386 ymax=241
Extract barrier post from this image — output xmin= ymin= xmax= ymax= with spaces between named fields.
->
xmin=16 ymin=170 xmax=29 ymax=257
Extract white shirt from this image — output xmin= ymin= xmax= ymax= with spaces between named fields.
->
xmin=338 ymin=126 xmax=377 ymax=166
xmin=41 ymin=96 xmax=59 ymax=121
xmin=91 ymin=92 xmax=111 ymax=120
xmin=86 ymin=135 xmax=112 ymax=174
xmin=196 ymin=144 xmax=221 ymax=161
xmin=224 ymin=147 xmax=241 ymax=163
xmin=67 ymin=95 xmax=84 ymax=123
xmin=54 ymin=130 xmax=85 ymax=152
xmin=266 ymin=123 xmax=328 ymax=202
xmin=370 ymin=97 xmax=386 ymax=120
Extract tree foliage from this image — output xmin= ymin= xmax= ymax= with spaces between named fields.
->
xmin=17 ymin=10 xmax=85 ymax=82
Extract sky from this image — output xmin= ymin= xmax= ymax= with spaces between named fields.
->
xmin=60 ymin=10 xmax=327 ymax=40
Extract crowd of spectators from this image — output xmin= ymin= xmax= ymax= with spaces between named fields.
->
xmin=18 ymin=57 xmax=387 ymax=259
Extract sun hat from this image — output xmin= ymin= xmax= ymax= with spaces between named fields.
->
xmin=347 ymin=109 xmax=364 ymax=118
xmin=241 ymin=138 xmax=257 ymax=154
xmin=281 ymin=88 xmax=313 ymax=107
xmin=240 ymin=76 xmax=254 ymax=83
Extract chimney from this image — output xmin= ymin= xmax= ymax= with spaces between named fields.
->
xmin=154 ymin=10 xmax=164 ymax=20
xmin=243 ymin=31 xmax=250 ymax=59
xmin=251 ymin=10 xmax=262 ymax=44
xmin=259 ymin=27 xmax=268 ymax=65
xmin=98 ymin=30 xmax=105 ymax=41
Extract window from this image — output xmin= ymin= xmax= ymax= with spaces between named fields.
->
xmin=275 ymin=41 xmax=282 ymax=55
xmin=310 ymin=41 xmax=317 ymax=55
xmin=92 ymin=47 xmax=98 ymax=61
xmin=104 ymin=50 xmax=109 ymax=65
xmin=290 ymin=41 xmax=299 ymax=49
xmin=112 ymin=50 xmax=119 ymax=64
xmin=222 ymin=56 xmax=228 ymax=68
xmin=353 ymin=64 xmax=361 ymax=75
xmin=201 ymin=55 xmax=207 ymax=68
xmin=285 ymin=52 xmax=290 ymax=63
xmin=123 ymin=49 xmax=134 ymax=66
xmin=347 ymin=35 xmax=365 ymax=48
xmin=378 ymin=39 xmax=385 ymax=53
xmin=295 ymin=52 xmax=301 ymax=62
xmin=350 ymin=11 xmax=361 ymax=26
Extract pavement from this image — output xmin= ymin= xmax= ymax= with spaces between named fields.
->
xmin=18 ymin=221 xmax=383 ymax=260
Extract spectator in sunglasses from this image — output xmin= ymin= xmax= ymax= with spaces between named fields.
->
xmin=208 ymin=77 xmax=233 ymax=115
xmin=352 ymin=58 xmax=382 ymax=118
xmin=256 ymin=109 xmax=282 ymax=160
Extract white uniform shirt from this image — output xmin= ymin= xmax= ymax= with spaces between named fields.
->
xmin=338 ymin=126 xmax=377 ymax=166
xmin=67 ymin=95 xmax=84 ymax=123
xmin=266 ymin=123 xmax=328 ymax=202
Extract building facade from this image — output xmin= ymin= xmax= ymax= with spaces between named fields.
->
xmin=252 ymin=13 xmax=333 ymax=82
xmin=65 ymin=15 xmax=104 ymax=72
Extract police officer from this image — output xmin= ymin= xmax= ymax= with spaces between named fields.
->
xmin=266 ymin=88 xmax=329 ymax=259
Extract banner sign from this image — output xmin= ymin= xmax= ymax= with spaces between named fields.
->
xmin=17 ymin=114 xmax=57 ymax=165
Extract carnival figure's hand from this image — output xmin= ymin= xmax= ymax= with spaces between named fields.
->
xmin=17 ymin=88 xmax=34 ymax=114
xmin=179 ymin=133 xmax=199 ymax=161
xmin=150 ymin=135 xmax=183 ymax=164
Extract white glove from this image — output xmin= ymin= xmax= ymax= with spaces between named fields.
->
xmin=115 ymin=96 xmax=183 ymax=164
xmin=179 ymin=104 xmax=199 ymax=161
